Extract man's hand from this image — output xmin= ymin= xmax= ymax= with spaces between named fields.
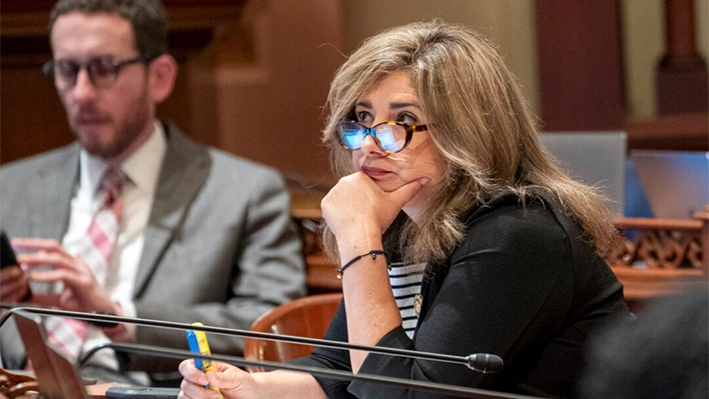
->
xmin=0 ymin=265 xmax=31 ymax=303
xmin=11 ymin=238 xmax=119 ymax=315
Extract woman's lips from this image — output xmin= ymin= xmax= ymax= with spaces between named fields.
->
xmin=361 ymin=165 xmax=391 ymax=178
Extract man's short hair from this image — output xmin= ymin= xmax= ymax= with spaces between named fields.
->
xmin=49 ymin=0 xmax=168 ymax=60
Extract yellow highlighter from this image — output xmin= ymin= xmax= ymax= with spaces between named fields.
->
xmin=187 ymin=322 xmax=223 ymax=399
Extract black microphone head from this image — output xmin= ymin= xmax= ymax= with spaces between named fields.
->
xmin=464 ymin=353 xmax=504 ymax=373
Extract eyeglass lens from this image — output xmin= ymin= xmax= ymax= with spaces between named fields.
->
xmin=339 ymin=121 xmax=408 ymax=153
xmin=48 ymin=56 xmax=138 ymax=90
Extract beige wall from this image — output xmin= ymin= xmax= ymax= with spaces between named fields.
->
xmin=183 ymin=0 xmax=708 ymax=183
xmin=186 ymin=0 xmax=346 ymax=185
xmin=342 ymin=0 xmax=539 ymax=113
xmin=342 ymin=0 xmax=708 ymax=122
xmin=699 ymin=0 xmax=709 ymax=57
xmin=183 ymin=0 xmax=540 ymax=184
xmin=622 ymin=0 xmax=665 ymax=120
xmin=623 ymin=0 xmax=709 ymax=120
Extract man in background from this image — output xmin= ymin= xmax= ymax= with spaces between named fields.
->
xmin=0 ymin=0 xmax=305 ymax=382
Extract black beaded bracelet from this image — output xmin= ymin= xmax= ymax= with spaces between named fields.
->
xmin=337 ymin=250 xmax=386 ymax=278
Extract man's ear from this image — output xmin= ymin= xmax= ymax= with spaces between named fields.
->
xmin=148 ymin=54 xmax=178 ymax=104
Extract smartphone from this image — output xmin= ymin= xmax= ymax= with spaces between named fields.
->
xmin=105 ymin=387 xmax=180 ymax=399
xmin=1 ymin=231 xmax=18 ymax=269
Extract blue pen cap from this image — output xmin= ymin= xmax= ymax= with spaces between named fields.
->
xmin=186 ymin=330 xmax=204 ymax=370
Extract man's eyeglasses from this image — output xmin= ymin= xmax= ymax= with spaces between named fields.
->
xmin=42 ymin=55 xmax=150 ymax=91
xmin=336 ymin=120 xmax=429 ymax=153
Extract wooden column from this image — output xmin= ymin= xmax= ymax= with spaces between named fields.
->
xmin=657 ymin=0 xmax=708 ymax=114
xmin=535 ymin=0 xmax=625 ymax=131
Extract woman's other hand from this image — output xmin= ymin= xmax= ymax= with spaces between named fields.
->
xmin=0 ymin=265 xmax=31 ymax=302
xmin=179 ymin=359 xmax=260 ymax=399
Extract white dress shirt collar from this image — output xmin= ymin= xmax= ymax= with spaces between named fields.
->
xmin=79 ymin=120 xmax=167 ymax=201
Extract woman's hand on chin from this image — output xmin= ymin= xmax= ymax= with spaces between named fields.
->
xmin=321 ymin=172 xmax=426 ymax=244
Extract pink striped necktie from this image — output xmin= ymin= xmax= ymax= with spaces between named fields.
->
xmin=45 ymin=168 xmax=124 ymax=362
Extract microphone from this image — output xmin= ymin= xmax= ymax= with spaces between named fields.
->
xmin=0 ymin=304 xmax=504 ymax=373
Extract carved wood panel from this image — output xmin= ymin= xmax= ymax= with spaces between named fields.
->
xmin=607 ymin=217 xmax=706 ymax=271
xmin=607 ymin=214 xmax=708 ymax=310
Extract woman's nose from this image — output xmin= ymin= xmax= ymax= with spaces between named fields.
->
xmin=359 ymin=131 xmax=387 ymax=156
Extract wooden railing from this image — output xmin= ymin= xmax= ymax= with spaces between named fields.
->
xmin=608 ymin=210 xmax=708 ymax=308
xmin=608 ymin=216 xmax=707 ymax=270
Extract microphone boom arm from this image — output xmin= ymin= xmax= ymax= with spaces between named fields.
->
xmin=0 ymin=305 xmax=502 ymax=373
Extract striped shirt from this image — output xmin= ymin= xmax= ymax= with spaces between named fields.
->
xmin=388 ymin=261 xmax=427 ymax=339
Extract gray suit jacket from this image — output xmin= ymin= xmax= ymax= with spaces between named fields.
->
xmin=0 ymin=123 xmax=305 ymax=372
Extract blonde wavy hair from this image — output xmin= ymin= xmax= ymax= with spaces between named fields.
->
xmin=322 ymin=21 xmax=617 ymax=264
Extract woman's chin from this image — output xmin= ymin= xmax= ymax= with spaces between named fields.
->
xmin=373 ymin=179 xmax=399 ymax=193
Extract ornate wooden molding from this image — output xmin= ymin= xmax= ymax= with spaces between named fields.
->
xmin=608 ymin=217 xmax=705 ymax=270
xmin=607 ymin=213 xmax=708 ymax=306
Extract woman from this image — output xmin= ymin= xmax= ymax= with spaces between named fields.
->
xmin=179 ymin=21 xmax=630 ymax=399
